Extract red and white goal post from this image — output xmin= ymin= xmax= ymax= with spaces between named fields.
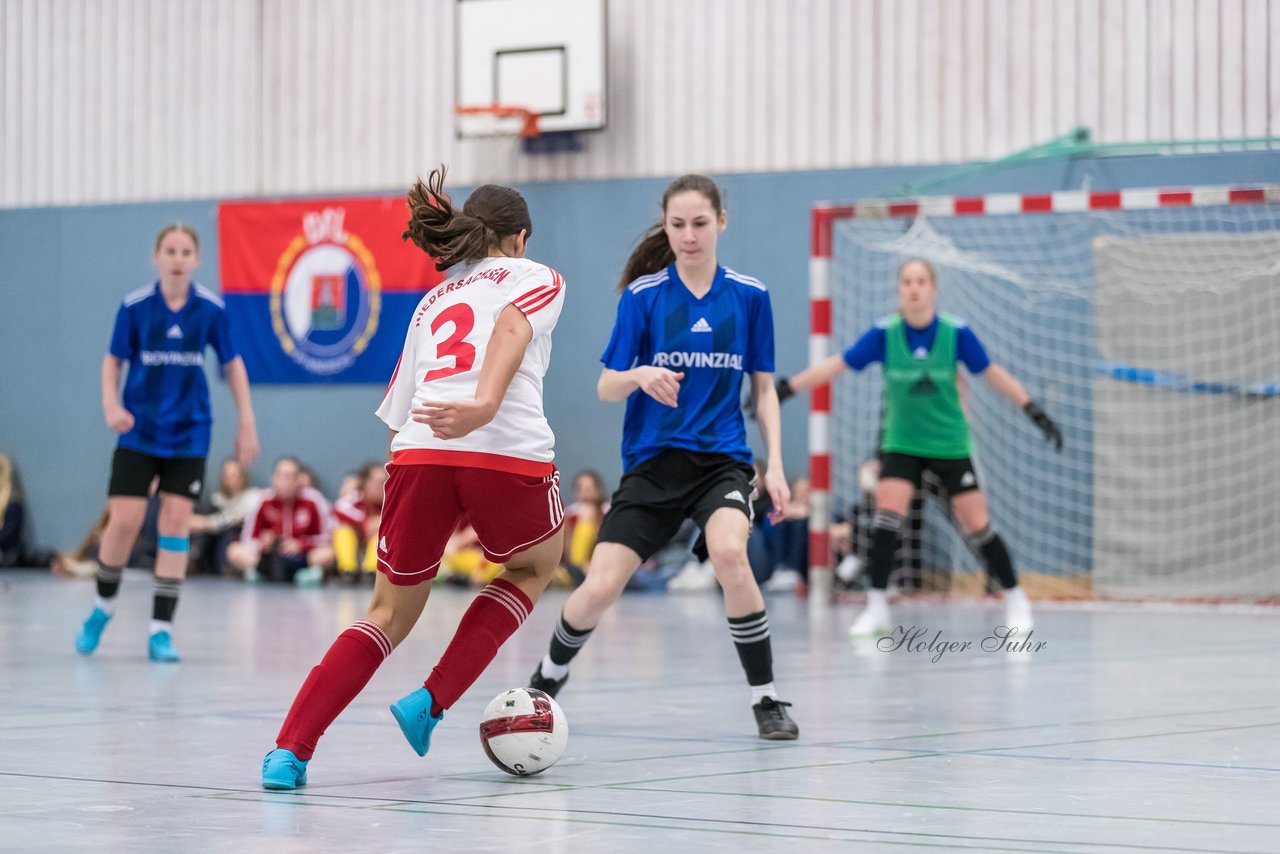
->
xmin=807 ymin=184 xmax=1280 ymax=608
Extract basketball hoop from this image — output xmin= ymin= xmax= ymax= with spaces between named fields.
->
xmin=455 ymin=104 xmax=541 ymax=139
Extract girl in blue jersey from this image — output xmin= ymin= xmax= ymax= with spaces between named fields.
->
xmin=75 ymin=224 xmax=260 ymax=662
xmin=529 ymin=174 xmax=799 ymax=740
xmin=781 ymin=259 xmax=1061 ymax=637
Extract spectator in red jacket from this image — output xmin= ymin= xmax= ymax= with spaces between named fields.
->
xmin=227 ymin=456 xmax=332 ymax=585
xmin=332 ymin=461 xmax=387 ymax=584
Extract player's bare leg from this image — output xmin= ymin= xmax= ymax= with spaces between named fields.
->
xmin=849 ymin=477 xmax=914 ymax=637
xmin=705 ymin=508 xmax=798 ymax=739
xmin=393 ymin=531 xmax=565 ymax=757
xmin=363 ymin=570 xmax=435 ymax=647
xmin=75 ymin=496 xmax=147 ymax=655
xmin=264 ymin=574 xmax=433 ymax=789
xmin=952 ymin=488 xmax=1032 ymax=632
xmin=147 ymin=493 xmax=195 ymax=661
xmin=530 ymin=542 xmax=643 ymax=696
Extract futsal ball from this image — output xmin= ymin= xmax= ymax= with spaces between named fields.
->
xmin=479 ymin=687 xmax=568 ymax=776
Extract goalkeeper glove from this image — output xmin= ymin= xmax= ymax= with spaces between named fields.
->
xmin=743 ymin=377 xmax=796 ymax=420
xmin=1023 ymin=401 xmax=1063 ymax=450
xmin=776 ymin=376 xmax=795 ymax=404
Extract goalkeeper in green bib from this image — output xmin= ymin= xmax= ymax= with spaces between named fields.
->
xmin=780 ymin=259 xmax=1061 ymax=637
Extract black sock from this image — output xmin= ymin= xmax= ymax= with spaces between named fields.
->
xmin=152 ymin=577 xmax=182 ymax=623
xmin=868 ymin=509 xmax=904 ymax=590
xmin=728 ymin=610 xmax=773 ymax=686
xmin=547 ymin=612 xmax=593 ymax=666
xmin=968 ymin=527 xmax=1018 ymax=589
xmin=96 ymin=560 xmax=123 ymax=600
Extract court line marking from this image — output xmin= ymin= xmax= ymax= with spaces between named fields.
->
xmin=4 ymin=770 xmax=1258 ymax=853
xmin=599 ymin=784 xmax=1280 ymax=830
xmin=201 ymin=793 xmax=1212 ymax=853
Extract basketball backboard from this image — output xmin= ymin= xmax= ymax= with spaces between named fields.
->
xmin=455 ymin=0 xmax=607 ymax=138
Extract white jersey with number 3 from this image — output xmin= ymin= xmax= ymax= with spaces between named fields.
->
xmin=376 ymin=256 xmax=565 ymax=474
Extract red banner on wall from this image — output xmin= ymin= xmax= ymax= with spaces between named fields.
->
xmin=218 ymin=197 xmax=444 ymax=383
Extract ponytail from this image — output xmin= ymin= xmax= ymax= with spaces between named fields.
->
xmin=403 ymin=166 xmax=532 ymax=271
xmin=616 ymin=224 xmax=675 ymax=291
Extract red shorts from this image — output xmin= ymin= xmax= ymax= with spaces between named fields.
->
xmin=376 ymin=463 xmax=564 ymax=586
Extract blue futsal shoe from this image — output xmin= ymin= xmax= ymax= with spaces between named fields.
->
xmin=262 ymin=748 xmax=309 ymax=790
xmin=389 ymin=687 xmax=444 ymax=757
xmin=148 ymin=630 xmax=181 ymax=662
xmin=75 ymin=607 xmax=112 ymax=655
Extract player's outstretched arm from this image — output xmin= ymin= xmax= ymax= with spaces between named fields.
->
xmin=413 ymin=303 xmax=533 ymax=440
xmin=101 ymin=355 xmax=134 ymax=434
xmin=982 ymin=364 xmax=1063 ymax=450
xmin=224 ymin=357 xmax=260 ymax=465
xmin=786 ymin=355 xmax=849 ymax=397
xmin=745 ymin=354 xmax=850 ymax=418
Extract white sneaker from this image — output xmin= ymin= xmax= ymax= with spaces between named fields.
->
xmin=668 ymin=559 xmax=718 ymax=592
xmin=835 ymin=554 xmax=861 ymax=584
xmin=1003 ymin=587 xmax=1034 ymax=633
xmin=849 ymin=595 xmax=892 ymax=637
xmin=763 ymin=568 xmax=802 ymax=593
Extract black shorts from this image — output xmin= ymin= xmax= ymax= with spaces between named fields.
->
xmin=108 ymin=448 xmax=206 ymax=500
xmin=878 ymin=452 xmax=980 ymax=497
xmin=596 ymin=449 xmax=756 ymax=562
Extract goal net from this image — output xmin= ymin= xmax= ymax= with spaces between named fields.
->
xmin=812 ymin=187 xmax=1280 ymax=601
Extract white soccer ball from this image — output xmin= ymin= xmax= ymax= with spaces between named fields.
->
xmin=479 ymin=687 xmax=568 ymax=776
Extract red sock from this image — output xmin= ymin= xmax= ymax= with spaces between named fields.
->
xmin=276 ymin=620 xmax=392 ymax=760
xmin=424 ymin=578 xmax=532 ymax=715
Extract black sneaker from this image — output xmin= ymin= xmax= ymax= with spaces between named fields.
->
xmin=753 ymin=697 xmax=799 ymax=740
xmin=528 ymin=663 xmax=569 ymax=699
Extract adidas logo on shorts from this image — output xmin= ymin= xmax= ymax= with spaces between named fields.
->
xmin=960 ymin=471 xmax=976 ymax=487
xmin=691 ymin=317 xmax=713 ymax=332
xmin=189 ymin=480 xmax=201 ymax=494
xmin=379 ymin=535 xmax=388 ymax=552
xmin=724 ymin=489 xmax=746 ymax=503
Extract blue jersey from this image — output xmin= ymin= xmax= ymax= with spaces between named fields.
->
xmin=843 ymin=314 xmax=990 ymax=374
xmin=109 ymin=282 xmax=239 ymax=458
xmin=601 ymin=264 xmax=775 ymax=471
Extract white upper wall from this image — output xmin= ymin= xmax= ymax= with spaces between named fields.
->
xmin=3 ymin=0 xmax=1277 ymax=208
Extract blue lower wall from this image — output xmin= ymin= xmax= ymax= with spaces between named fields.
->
xmin=2 ymin=152 xmax=1277 ymax=549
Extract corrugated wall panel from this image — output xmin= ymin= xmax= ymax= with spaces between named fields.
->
xmin=1272 ymin=0 xmax=1280 ymax=136
xmin=3 ymin=0 xmax=1278 ymax=208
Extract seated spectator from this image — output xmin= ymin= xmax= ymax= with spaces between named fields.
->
xmin=437 ymin=515 xmax=500 ymax=587
xmin=639 ymin=518 xmax=703 ymax=592
xmin=335 ymin=472 xmax=361 ymax=505
xmin=833 ymin=459 xmax=879 ymax=590
xmin=559 ymin=469 xmax=609 ymax=586
xmin=226 ymin=456 xmax=332 ymax=586
xmin=189 ymin=458 xmax=261 ymax=575
xmin=297 ymin=463 xmax=336 ymax=524
xmin=55 ymin=506 xmax=114 ymax=579
xmin=0 ymin=453 xmax=59 ymax=571
xmin=332 ymin=461 xmax=387 ymax=584
xmin=53 ymin=485 xmax=162 ymax=578
xmin=749 ymin=476 xmax=810 ymax=592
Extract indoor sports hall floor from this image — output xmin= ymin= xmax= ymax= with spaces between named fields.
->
xmin=1 ymin=569 xmax=1276 ymax=853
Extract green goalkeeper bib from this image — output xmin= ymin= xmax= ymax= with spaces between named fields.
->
xmin=880 ymin=314 xmax=972 ymax=459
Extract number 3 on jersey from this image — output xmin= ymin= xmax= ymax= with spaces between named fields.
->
xmin=424 ymin=303 xmax=476 ymax=382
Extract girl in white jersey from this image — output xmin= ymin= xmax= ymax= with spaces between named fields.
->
xmin=262 ymin=167 xmax=567 ymax=789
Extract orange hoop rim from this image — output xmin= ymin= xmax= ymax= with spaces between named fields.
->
xmin=455 ymin=104 xmax=541 ymax=138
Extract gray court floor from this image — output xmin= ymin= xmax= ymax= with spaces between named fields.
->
xmin=1 ymin=569 xmax=1277 ymax=853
